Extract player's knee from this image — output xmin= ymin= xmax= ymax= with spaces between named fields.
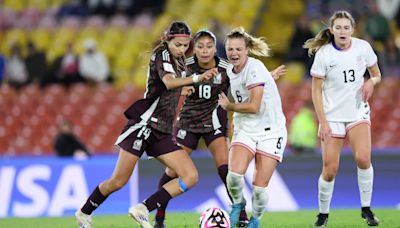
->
xmin=181 ymin=170 xmax=198 ymax=188
xmin=355 ymin=153 xmax=371 ymax=168
xmin=323 ymin=167 xmax=338 ymax=181
xmin=178 ymin=174 xmax=198 ymax=192
xmin=110 ymin=178 xmax=129 ymax=191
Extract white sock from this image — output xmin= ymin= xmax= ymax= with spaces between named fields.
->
xmin=227 ymin=171 xmax=244 ymax=204
xmin=358 ymin=166 xmax=374 ymax=207
xmin=252 ymin=185 xmax=268 ymax=220
xmin=318 ymin=175 xmax=335 ymax=214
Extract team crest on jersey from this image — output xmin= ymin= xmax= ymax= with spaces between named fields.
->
xmin=177 ymin=129 xmax=187 ymax=139
xmin=356 ymin=55 xmax=365 ymax=69
xmin=132 ymin=139 xmax=143 ymax=151
xmin=213 ymin=73 xmax=222 ymax=84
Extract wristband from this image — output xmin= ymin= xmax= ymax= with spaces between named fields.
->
xmin=192 ymin=74 xmax=199 ymax=83
xmin=370 ymin=76 xmax=381 ymax=86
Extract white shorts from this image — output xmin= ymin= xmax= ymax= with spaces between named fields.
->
xmin=231 ymin=129 xmax=287 ymax=162
xmin=321 ymin=103 xmax=371 ymax=138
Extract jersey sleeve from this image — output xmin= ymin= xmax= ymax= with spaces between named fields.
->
xmin=155 ymin=50 xmax=176 ymax=80
xmin=245 ymin=61 xmax=267 ymax=90
xmin=363 ymin=41 xmax=378 ymax=67
xmin=310 ymin=50 xmax=326 ymax=78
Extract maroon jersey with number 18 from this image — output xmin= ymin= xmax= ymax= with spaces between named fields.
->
xmin=176 ymin=56 xmax=230 ymax=133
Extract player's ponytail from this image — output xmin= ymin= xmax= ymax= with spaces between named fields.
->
xmin=303 ymin=10 xmax=355 ymax=56
xmin=225 ymin=27 xmax=271 ymax=57
xmin=303 ymin=28 xmax=332 ymax=56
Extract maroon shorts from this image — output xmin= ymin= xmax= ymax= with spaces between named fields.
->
xmin=175 ymin=127 xmax=227 ymax=150
xmin=116 ymin=120 xmax=182 ymax=158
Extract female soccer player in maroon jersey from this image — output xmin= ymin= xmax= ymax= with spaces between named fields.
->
xmin=75 ymin=21 xmax=218 ymax=228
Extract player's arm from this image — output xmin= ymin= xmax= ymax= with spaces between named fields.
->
xmin=162 ymin=68 xmax=218 ymax=90
xmin=367 ymin=63 xmax=381 ymax=85
xmin=311 ymin=77 xmax=326 ymax=124
xmin=218 ymin=86 xmax=263 ymax=114
xmin=361 ymin=63 xmax=381 ymax=101
xmin=312 ymin=76 xmax=331 ymax=142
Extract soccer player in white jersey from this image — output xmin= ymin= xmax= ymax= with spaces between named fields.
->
xmin=218 ymin=27 xmax=287 ymax=228
xmin=304 ymin=10 xmax=381 ymax=227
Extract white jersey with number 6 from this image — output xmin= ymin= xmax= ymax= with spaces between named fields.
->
xmin=227 ymin=57 xmax=286 ymax=138
xmin=310 ymin=37 xmax=377 ymax=122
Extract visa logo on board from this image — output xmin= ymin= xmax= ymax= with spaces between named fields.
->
xmin=0 ymin=165 xmax=89 ymax=217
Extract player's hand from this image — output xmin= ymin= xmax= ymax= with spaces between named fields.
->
xmin=181 ymin=86 xmax=195 ymax=97
xmin=271 ymin=65 xmax=287 ymax=80
xmin=218 ymin=92 xmax=231 ymax=111
xmin=362 ymin=79 xmax=374 ymax=102
xmin=318 ymin=121 xmax=331 ymax=143
xmin=199 ymin=68 xmax=218 ymax=82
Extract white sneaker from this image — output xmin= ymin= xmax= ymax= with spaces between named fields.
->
xmin=75 ymin=210 xmax=93 ymax=228
xmin=128 ymin=204 xmax=152 ymax=228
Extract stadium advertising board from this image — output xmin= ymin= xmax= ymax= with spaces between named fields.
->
xmin=0 ymin=154 xmax=399 ymax=217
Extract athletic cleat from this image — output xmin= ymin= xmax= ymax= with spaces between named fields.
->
xmin=247 ymin=216 xmax=260 ymax=228
xmin=362 ymin=207 xmax=380 ymax=226
xmin=229 ymin=202 xmax=246 ymax=228
xmin=314 ymin=213 xmax=328 ymax=227
xmin=128 ymin=203 xmax=152 ymax=228
xmin=75 ymin=210 xmax=93 ymax=228
xmin=237 ymin=209 xmax=249 ymax=227
xmin=154 ymin=216 xmax=166 ymax=228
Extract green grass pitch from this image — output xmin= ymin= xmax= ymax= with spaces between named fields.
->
xmin=1 ymin=209 xmax=399 ymax=227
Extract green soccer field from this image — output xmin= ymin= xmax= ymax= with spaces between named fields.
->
xmin=1 ymin=209 xmax=399 ymax=228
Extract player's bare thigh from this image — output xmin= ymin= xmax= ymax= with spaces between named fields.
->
xmin=321 ymin=137 xmax=344 ymax=181
xmin=253 ymin=154 xmax=278 ymax=187
xmin=208 ymin=136 xmax=229 ymax=167
xmin=165 ymin=144 xmax=193 ymax=177
xmin=347 ymin=123 xmax=371 ymax=169
xmin=229 ymin=144 xmax=254 ymax=175
xmin=157 ymin=149 xmax=198 ymax=188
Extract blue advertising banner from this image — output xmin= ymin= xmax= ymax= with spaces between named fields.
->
xmin=0 ymin=153 xmax=399 ymax=217
xmin=0 ymin=156 xmax=138 ymax=217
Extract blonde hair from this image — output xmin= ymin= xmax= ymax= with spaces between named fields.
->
xmin=225 ymin=27 xmax=271 ymax=57
xmin=303 ymin=10 xmax=355 ymax=56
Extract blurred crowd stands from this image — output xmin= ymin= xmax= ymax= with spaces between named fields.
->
xmin=0 ymin=0 xmax=399 ymax=156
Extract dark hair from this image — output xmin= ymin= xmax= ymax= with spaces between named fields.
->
xmin=164 ymin=21 xmax=191 ymax=39
xmin=303 ymin=10 xmax=355 ymax=56
xmin=193 ymin=30 xmax=217 ymax=44
xmin=154 ymin=21 xmax=192 ymax=52
xmin=153 ymin=21 xmax=192 ymax=72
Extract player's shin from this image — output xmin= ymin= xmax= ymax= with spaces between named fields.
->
xmin=227 ymin=171 xmax=245 ymax=204
xmin=251 ymin=185 xmax=268 ymax=220
xmin=80 ymin=185 xmax=108 ymax=215
xmin=318 ymin=175 xmax=335 ymax=214
xmin=357 ymin=166 xmax=374 ymax=207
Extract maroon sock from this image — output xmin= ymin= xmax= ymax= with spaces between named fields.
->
xmin=81 ymin=186 xmax=108 ymax=215
xmin=155 ymin=173 xmax=174 ymax=218
xmin=158 ymin=172 xmax=175 ymax=189
xmin=218 ymin=164 xmax=233 ymax=203
xmin=143 ymin=187 xmax=172 ymax=212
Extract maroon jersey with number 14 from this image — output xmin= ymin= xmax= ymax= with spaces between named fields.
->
xmin=124 ymin=46 xmax=186 ymax=134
